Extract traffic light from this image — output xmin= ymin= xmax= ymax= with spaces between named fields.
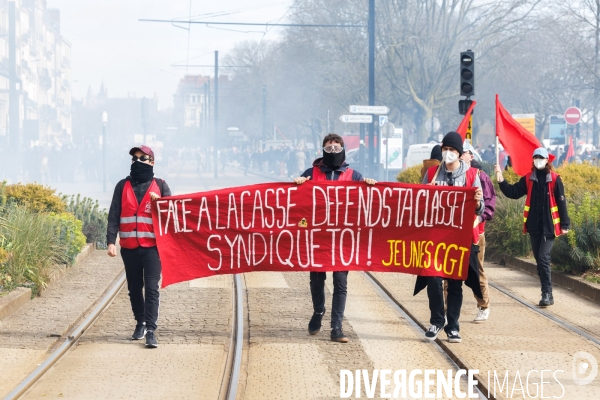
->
xmin=458 ymin=99 xmax=473 ymax=115
xmin=460 ymin=50 xmax=475 ymax=97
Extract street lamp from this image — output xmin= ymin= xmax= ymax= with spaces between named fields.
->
xmin=102 ymin=111 xmax=108 ymax=192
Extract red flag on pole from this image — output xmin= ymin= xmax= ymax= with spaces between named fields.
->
xmin=456 ymin=101 xmax=476 ymax=140
xmin=565 ymin=135 xmax=575 ymax=163
xmin=495 ymin=95 xmax=555 ymax=176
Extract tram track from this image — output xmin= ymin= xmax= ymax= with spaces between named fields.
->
xmin=364 ymin=271 xmax=495 ymax=400
xmin=3 ymin=271 xmax=127 ymax=400
xmin=3 ymin=271 xmax=246 ymax=400
xmin=487 ymin=279 xmax=600 ymax=347
xmin=4 ymin=168 xmax=246 ymax=400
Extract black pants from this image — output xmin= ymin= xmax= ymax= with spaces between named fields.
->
xmin=120 ymin=246 xmax=162 ymax=331
xmin=529 ymin=234 xmax=554 ymax=293
xmin=427 ymin=277 xmax=463 ymax=333
xmin=310 ymin=271 xmax=348 ymax=329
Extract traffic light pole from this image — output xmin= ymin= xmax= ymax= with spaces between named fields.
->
xmin=368 ymin=0 xmax=376 ymax=179
xmin=214 ymin=51 xmax=219 ymax=179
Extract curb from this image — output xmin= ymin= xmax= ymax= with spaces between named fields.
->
xmin=487 ymin=250 xmax=600 ymax=306
xmin=0 ymin=242 xmax=97 ymax=321
xmin=0 ymin=287 xmax=31 ymax=321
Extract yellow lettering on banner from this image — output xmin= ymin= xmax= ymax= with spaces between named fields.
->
xmin=395 ymin=240 xmax=402 ymax=266
xmin=434 ymin=243 xmax=446 ymax=272
xmin=423 ymin=241 xmax=433 ymax=269
xmin=380 ymin=239 xmax=470 ymax=277
xmin=443 ymin=244 xmax=458 ymax=275
xmin=456 ymin=246 xmax=469 ymax=278
xmin=382 ymin=240 xmax=395 ymax=266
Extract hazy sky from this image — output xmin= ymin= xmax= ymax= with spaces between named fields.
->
xmin=48 ymin=1 xmax=294 ymax=109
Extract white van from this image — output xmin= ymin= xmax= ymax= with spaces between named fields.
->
xmin=405 ymin=143 xmax=437 ymax=168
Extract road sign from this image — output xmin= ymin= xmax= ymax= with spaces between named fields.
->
xmin=339 ymin=114 xmax=373 ymax=123
xmin=379 ymin=116 xmax=388 ymax=126
xmin=564 ymin=107 xmax=582 ymax=125
xmin=512 ymin=113 xmax=536 ymax=135
xmin=465 ymin=115 xmax=473 ymax=140
xmin=349 ymin=105 xmax=389 ymax=114
xmin=549 ymin=115 xmax=567 ymax=145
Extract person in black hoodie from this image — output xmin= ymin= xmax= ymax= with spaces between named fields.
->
xmin=107 ymin=145 xmax=171 ymax=348
xmin=293 ymin=133 xmax=376 ymax=342
xmin=495 ymin=147 xmax=570 ymax=307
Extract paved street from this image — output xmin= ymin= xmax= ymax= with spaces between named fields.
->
xmin=2 ymin=164 xmax=600 ymax=399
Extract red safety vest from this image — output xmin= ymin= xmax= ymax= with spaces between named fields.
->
xmin=119 ymin=179 xmax=160 ymax=249
xmin=312 ymin=166 xmax=354 ymax=181
xmin=523 ymin=171 xmax=561 ymax=237
xmin=427 ymin=165 xmax=481 ymax=244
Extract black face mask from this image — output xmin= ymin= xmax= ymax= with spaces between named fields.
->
xmin=130 ymin=161 xmax=154 ymax=182
xmin=323 ymin=149 xmax=345 ymax=169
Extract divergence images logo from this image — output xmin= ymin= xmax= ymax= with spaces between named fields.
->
xmin=572 ymin=351 xmax=598 ymax=386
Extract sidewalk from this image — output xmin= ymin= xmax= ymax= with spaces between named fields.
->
xmin=0 ymin=250 xmax=123 ymax=398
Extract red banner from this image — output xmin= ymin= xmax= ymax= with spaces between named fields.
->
xmin=152 ymin=181 xmax=477 ymax=287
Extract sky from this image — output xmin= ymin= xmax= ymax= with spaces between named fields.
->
xmin=48 ymin=0 xmax=294 ymax=109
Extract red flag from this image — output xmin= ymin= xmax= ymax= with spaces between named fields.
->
xmin=565 ymin=135 xmax=575 ymax=162
xmin=495 ymin=95 xmax=553 ymax=175
xmin=456 ymin=100 xmax=476 ymax=140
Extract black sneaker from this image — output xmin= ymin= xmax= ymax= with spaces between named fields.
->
xmin=539 ymin=291 xmax=554 ymax=307
xmin=131 ymin=323 xmax=146 ymax=340
xmin=308 ymin=310 xmax=325 ymax=335
xmin=145 ymin=330 xmax=158 ymax=348
xmin=424 ymin=325 xmax=441 ymax=341
xmin=331 ymin=328 xmax=348 ymax=343
xmin=447 ymin=330 xmax=462 ymax=343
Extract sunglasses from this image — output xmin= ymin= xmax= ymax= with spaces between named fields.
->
xmin=132 ymin=155 xmax=153 ymax=162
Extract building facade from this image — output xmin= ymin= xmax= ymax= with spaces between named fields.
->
xmin=0 ymin=0 xmax=71 ymax=148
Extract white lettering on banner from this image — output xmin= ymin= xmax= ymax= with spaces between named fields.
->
xmin=155 ymin=184 xmax=476 ymax=278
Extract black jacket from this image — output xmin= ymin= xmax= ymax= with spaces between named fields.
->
xmin=301 ymin=158 xmax=364 ymax=181
xmin=499 ymin=170 xmax=570 ymax=237
xmin=106 ymin=177 xmax=171 ymax=245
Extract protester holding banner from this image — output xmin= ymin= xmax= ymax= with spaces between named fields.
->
xmin=415 ymin=131 xmax=484 ymax=344
xmin=106 ymin=145 xmax=171 ymax=348
xmin=294 ymin=133 xmax=376 ymax=343
xmin=460 ymin=141 xmax=496 ymax=322
xmin=495 ymin=148 xmax=570 ymax=307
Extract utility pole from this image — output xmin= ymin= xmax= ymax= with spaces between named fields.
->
xmin=359 ymin=123 xmax=365 ymax=174
xmin=102 ymin=112 xmax=108 ymax=192
xmin=214 ymin=51 xmax=219 ymax=179
xmin=368 ymin=0 xmax=376 ymax=179
xmin=141 ymin=97 xmax=147 ymax=143
xmin=8 ymin=2 xmax=20 ymax=151
xmin=262 ymin=85 xmax=267 ymax=150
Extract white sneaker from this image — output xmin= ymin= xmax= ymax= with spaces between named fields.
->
xmin=474 ymin=307 xmax=490 ymax=323
xmin=425 ymin=325 xmax=442 ymax=341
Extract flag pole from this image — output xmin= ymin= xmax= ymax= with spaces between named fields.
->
xmin=496 ymin=136 xmax=500 ymax=166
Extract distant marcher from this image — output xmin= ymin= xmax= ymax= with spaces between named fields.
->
xmin=558 ymin=145 xmax=571 ymax=166
xmin=495 ymin=148 xmax=570 ymax=307
xmin=420 ymin=144 xmax=442 ymax=180
xmin=294 ymin=133 xmax=376 ymax=343
xmin=459 ymin=141 xmax=496 ymax=322
xmin=106 ymin=145 xmax=171 ymax=348
xmin=582 ymin=147 xmax=593 ymax=162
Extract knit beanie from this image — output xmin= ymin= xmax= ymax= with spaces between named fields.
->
xmin=430 ymin=145 xmax=442 ymax=162
xmin=441 ymin=131 xmax=463 ymax=155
